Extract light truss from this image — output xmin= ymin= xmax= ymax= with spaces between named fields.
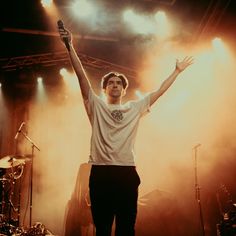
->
xmin=141 ymin=0 xmax=176 ymax=5
xmin=0 ymin=51 xmax=137 ymax=79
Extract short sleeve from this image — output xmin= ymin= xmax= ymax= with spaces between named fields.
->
xmin=132 ymin=93 xmax=151 ymax=117
xmin=83 ymin=88 xmax=101 ymax=121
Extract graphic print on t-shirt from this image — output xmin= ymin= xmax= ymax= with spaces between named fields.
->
xmin=111 ymin=109 xmax=123 ymax=121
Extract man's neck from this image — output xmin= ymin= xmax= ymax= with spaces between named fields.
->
xmin=107 ymin=97 xmax=122 ymax=105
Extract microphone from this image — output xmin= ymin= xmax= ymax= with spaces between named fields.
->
xmin=57 ymin=20 xmax=71 ymax=52
xmin=14 ymin=122 xmax=25 ymax=140
xmin=193 ymin=143 xmax=201 ymax=149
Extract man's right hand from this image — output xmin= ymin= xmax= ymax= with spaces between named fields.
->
xmin=60 ymin=29 xmax=72 ymax=43
xmin=57 ymin=20 xmax=72 ymax=46
xmin=57 ymin=21 xmax=91 ymax=100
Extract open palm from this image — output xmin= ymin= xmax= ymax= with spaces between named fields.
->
xmin=176 ymin=56 xmax=194 ymax=72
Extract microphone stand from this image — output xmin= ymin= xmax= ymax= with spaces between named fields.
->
xmin=193 ymin=144 xmax=205 ymax=236
xmin=14 ymin=126 xmax=20 ymax=227
xmin=20 ymin=130 xmax=40 ymax=227
xmin=7 ymin=122 xmax=25 ymax=228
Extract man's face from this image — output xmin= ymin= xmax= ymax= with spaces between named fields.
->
xmin=104 ymin=76 xmax=125 ymax=98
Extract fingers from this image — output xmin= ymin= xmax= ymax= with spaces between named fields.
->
xmin=58 ymin=28 xmax=69 ymax=36
xmin=183 ymin=56 xmax=194 ymax=65
xmin=175 ymin=56 xmax=194 ymax=72
xmin=58 ymin=27 xmax=71 ymax=44
xmin=176 ymin=56 xmax=194 ymax=65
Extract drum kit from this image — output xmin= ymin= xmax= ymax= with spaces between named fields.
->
xmin=0 ymin=157 xmax=53 ymax=236
xmin=0 ymin=122 xmax=52 ymax=235
xmin=0 ymin=154 xmax=31 ymax=235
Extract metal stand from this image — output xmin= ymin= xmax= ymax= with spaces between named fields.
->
xmin=13 ymin=128 xmax=21 ymax=227
xmin=0 ymin=122 xmax=41 ymax=235
xmin=193 ymin=144 xmax=205 ymax=236
xmin=20 ymin=130 xmax=40 ymax=227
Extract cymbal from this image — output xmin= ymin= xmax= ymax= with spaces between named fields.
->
xmin=0 ymin=155 xmax=30 ymax=168
xmin=5 ymin=154 xmax=32 ymax=159
xmin=0 ymin=177 xmax=10 ymax=183
xmin=0 ymin=177 xmax=8 ymax=181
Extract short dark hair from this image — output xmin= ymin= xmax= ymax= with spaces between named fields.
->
xmin=101 ymin=72 xmax=129 ymax=90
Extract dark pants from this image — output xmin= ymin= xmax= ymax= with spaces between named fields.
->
xmin=89 ymin=165 xmax=140 ymax=236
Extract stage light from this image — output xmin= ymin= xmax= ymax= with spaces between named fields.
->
xmin=212 ymin=37 xmax=226 ymax=53
xmin=41 ymin=0 xmax=53 ymax=8
xmin=35 ymin=77 xmax=47 ymax=103
xmin=59 ymin=69 xmax=79 ymax=92
xmin=154 ymin=11 xmax=171 ymax=38
xmin=37 ymin=77 xmax=43 ymax=83
xmin=40 ymin=0 xmax=59 ymax=32
xmin=211 ymin=37 xmax=230 ymax=62
xmin=212 ymin=37 xmax=221 ymax=45
xmin=154 ymin=11 xmax=166 ymax=22
xmin=71 ymin=0 xmax=96 ymax=19
xmin=0 ymin=83 xmax=2 ymax=88
xmin=41 ymin=0 xmax=57 ymax=15
xmin=59 ymin=68 xmax=68 ymax=77
xmin=123 ymin=9 xmax=156 ymax=35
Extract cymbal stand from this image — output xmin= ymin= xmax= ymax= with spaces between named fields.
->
xmin=8 ymin=163 xmax=17 ymax=225
xmin=0 ymin=178 xmax=9 ymax=234
xmin=8 ymin=164 xmax=24 ymax=226
xmin=0 ymin=164 xmax=17 ymax=235
xmin=13 ymin=122 xmax=23 ymax=227
xmin=193 ymin=144 xmax=205 ymax=236
xmin=19 ymin=130 xmax=40 ymax=227
xmin=16 ymin=168 xmax=22 ymax=226
xmin=0 ymin=178 xmax=8 ymax=217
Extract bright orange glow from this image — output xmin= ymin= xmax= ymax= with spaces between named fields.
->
xmin=0 ymin=84 xmax=3 ymax=106
xmin=135 ymin=39 xmax=236 ymax=196
xmin=0 ymin=84 xmax=8 ymax=133
xmin=20 ymin=80 xmax=90 ymax=233
xmin=17 ymin=38 xmax=236 ymax=235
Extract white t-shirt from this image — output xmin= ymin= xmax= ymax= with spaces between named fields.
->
xmin=84 ymin=88 xmax=151 ymax=166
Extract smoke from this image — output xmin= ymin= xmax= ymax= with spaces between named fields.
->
xmin=19 ymin=82 xmax=91 ymax=234
xmin=134 ymin=39 xmax=236 ymax=233
xmin=17 ymin=37 xmax=236 ymax=235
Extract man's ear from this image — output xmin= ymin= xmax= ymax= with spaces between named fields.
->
xmin=122 ymin=89 xmax=126 ymax=96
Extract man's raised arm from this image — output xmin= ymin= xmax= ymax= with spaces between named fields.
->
xmin=58 ymin=24 xmax=91 ymax=101
xmin=149 ymin=56 xmax=194 ymax=106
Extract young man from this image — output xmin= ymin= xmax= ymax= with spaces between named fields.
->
xmin=58 ymin=26 xmax=193 ymax=236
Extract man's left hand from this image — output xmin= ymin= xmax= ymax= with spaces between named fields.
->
xmin=176 ymin=56 xmax=194 ymax=72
